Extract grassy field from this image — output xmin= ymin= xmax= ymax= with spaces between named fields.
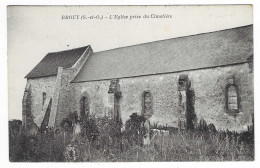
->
xmin=9 ymin=128 xmax=254 ymax=162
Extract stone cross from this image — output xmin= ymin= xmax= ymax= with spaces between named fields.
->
xmin=177 ymin=75 xmax=191 ymax=130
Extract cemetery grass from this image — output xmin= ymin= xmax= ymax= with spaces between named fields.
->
xmin=9 ymin=129 xmax=254 ymax=162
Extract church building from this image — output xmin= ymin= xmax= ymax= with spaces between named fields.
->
xmin=22 ymin=25 xmax=253 ymax=132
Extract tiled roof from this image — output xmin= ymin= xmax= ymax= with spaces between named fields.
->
xmin=73 ymin=25 xmax=253 ymax=82
xmin=25 ymin=46 xmax=89 ymax=78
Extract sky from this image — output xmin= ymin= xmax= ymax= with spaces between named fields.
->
xmin=7 ymin=5 xmax=253 ymax=120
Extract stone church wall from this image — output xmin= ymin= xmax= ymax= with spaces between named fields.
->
xmin=54 ymin=47 xmax=93 ymax=127
xmin=27 ymin=76 xmax=57 ymax=126
xmin=54 ymin=68 xmax=75 ymax=127
xmin=70 ymin=62 xmax=253 ymax=132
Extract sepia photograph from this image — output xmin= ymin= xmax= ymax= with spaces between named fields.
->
xmin=7 ymin=5 xmax=254 ymax=162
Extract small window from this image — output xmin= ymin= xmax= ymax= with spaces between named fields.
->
xmin=80 ymin=96 xmax=89 ymax=117
xmin=227 ymin=85 xmax=238 ymax=111
xmin=226 ymin=78 xmax=239 ymax=114
xmin=42 ymin=92 xmax=46 ymax=106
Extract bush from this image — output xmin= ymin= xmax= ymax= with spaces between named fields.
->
xmin=81 ymin=115 xmax=100 ymax=142
xmin=9 ymin=114 xmax=254 ymax=162
xmin=123 ymin=113 xmax=146 ymax=146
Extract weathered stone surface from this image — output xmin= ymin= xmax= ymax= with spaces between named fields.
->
xmin=70 ymin=63 xmax=253 ymax=132
xmin=27 ymin=76 xmax=57 ymax=126
xmin=54 ymin=47 xmax=93 ymax=127
xmin=34 ymin=96 xmax=52 ymax=127
xmin=22 ymin=83 xmax=32 ymax=127
xmin=48 ymin=67 xmax=63 ymax=127
xmin=25 ymin=55 xmax=253 ymax=132
xmin=25 ymin=47 xmax=93 ymax=128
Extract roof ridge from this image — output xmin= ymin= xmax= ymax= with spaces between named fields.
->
xmin=93 ymin=24 xmax=253 ymax=54
xmin=73 ymin=24 xmax=253 ymax=82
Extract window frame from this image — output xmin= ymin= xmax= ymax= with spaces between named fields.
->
xmin=79 ymin=92 xmax=90 ymax=118
xmin=225 ymin=81 xmax=240 ymax=115
xmin=42 ymin=92 xmax=46 ymax=106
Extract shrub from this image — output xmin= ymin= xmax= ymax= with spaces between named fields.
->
xmin=9 ymin=114 xmax=254 ymax=162
xmin=123 ymin=113 xmax=146 ymax=146
xmin=197 ymin=118 xmax=208 ymax=132
xmin=81 ymin=115 xmax=100 ymax=142
xmin=60 ymin=118 xmax=73 ymax=133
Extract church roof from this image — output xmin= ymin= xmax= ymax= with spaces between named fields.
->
xmin=25 ymin=46 xmax=89 ymax=78
xmin=73 ymin=25 xmax=253 ymax=82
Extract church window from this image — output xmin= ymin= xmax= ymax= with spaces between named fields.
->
xmin=226 ymin=78 xmax=239 ymax=114
xmin=42 ymin=92 xmax=46 ymax=106
xmin=80 ymin=96 xmax=89 ymax=118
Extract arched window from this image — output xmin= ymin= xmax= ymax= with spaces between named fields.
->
xmin=42 ymin=92 xmax=46 ymax=106
xmin=226 ymin=78 xmax=239 ymax=114
xmin=80 ymin=96 xmax=89 ymax=117
xmin=142 ymin=91 xmax=153 ymax=118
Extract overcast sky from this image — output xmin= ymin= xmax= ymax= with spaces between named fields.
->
xmin=8 ymin=5 xmax=252 ymax=120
